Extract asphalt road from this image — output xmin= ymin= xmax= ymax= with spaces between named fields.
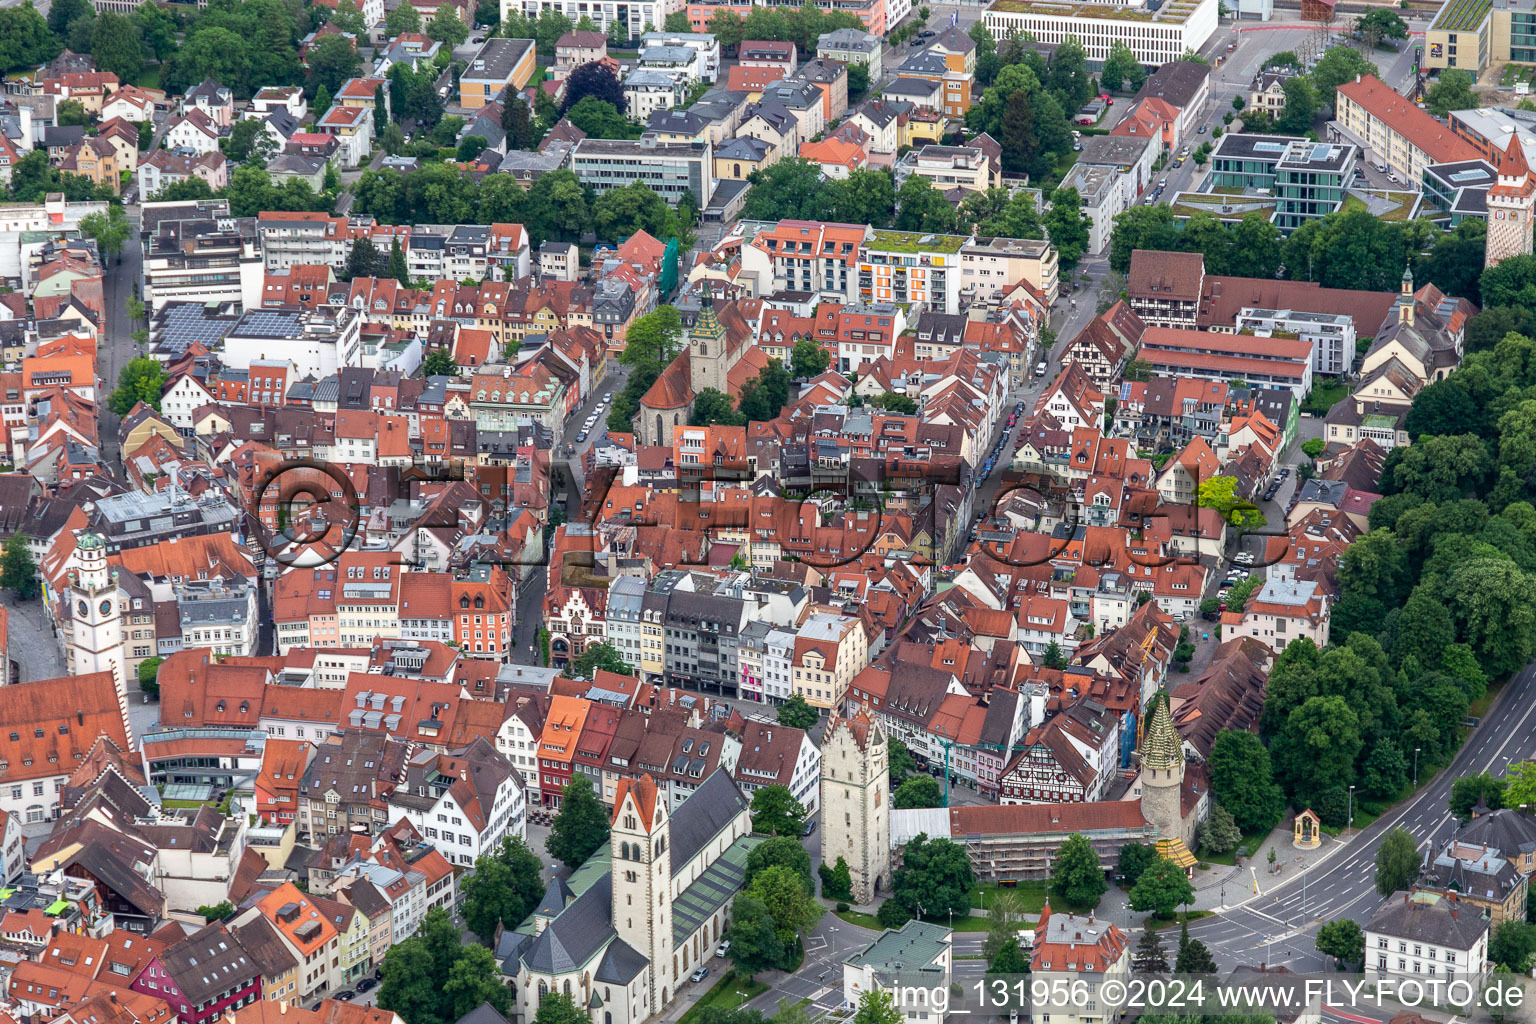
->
xmin=99 ymin=205 xmax=144 ymax=474
xmin=1188 ymin=660 xmax=1536 ymax=968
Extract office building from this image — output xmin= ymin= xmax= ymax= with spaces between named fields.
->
xmin=570 ymin=137 xmax=715 ymax=207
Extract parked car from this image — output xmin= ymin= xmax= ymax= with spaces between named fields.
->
xmin=577 ymin=431 xmax=588 ymax=442
xmin=335 ymin=992 xmax=356 ymax=1002
xmin=1198 ymin=124 xmax=1208 ymax=134
xmin=803 ymin=818 xmax=817 ymax=836
xmin=356 ymin=980 xmax=377 ymax=994
xmin=690 ymin=967 xmax=711 ymax=984
xmin=716 ymin=942 xmax=731 ymax=958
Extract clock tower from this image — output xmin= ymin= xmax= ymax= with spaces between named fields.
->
xmin=1486 ymin=136 xmax=1536 ymax=270
xmin=68 ymin=531 xmax=129 ymax=741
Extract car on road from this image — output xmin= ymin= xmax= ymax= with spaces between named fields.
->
xmin=1035 ymin=360 xmax=1047 ymax=376
xmin=803 ymin=819 xmax=817 ymax=836
xmin=1198 ymin=124 xmax=1208 ymax=134
xmin=716 ymin=942 xmax=731 ymax=958
xmin=690 ymin=967 xmax=710 ymax=984
xmin=356 ymin=980 xmax=377 ymax=994
xmin=335 ymin=992 xmax=356 ymax=1002
xmin=576 ymin=431 xmax=588 ymax=442
xmin=918 ymin=28 xmax=934 ymax=37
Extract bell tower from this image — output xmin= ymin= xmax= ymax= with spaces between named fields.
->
xmin=1486 ymin=136 xmax=1536 ymax=270
xmin=688 ymin=298 xmax=730 ymax=396
xmin=820 ymin=711 xmax=890 ymax=904
xmin=68 ymin=531 xmax=129 ymax=741
xmin=611 ymin=775 xmax=671 ymax=1015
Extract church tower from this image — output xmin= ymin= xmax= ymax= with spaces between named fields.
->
xmin=820 ymin=711 xmax=890 ymax=904
xmin=612 ymin=775 xmax=671 ymax=1015
xmin=1486 ymin=136 xmax=1536 ymax=270
xmin=68 ymin=531 xmax=129 ymax=740
xmin=688 ymin=299 xmax=731 ymax=396
xmin=1139 ymin=693 xmax=1191 ymax=866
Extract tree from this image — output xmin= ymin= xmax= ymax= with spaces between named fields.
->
xmin=1109 ymin=204 xmax=1182 ymax=273
xmin=1207 ymin=729 xmax=1284 ymax=832
xmin=747 ymin=836 xmax=813 ymax=891
xmin=1050 ymin=833 xmax=1107 ymax=910
xmin=1317 ymin=918 xmax=1365 ymax=966
xmin=563 ymin=59 xmax=624 ymax=112
xmin=663 ymin=11 xmax=690 ymax=31
xmin=386 ymin=2 xmax=422 ymax=34
xmin=570 ymin=641 xmax=633 ymax=680
xmin=306 ymin=34 xmax=362 ymax=101
xmin=109 ymin=356 xmax=167 ymax=415
xmin=1198 ymin=474 xmax=1265 ymax=530
xmin=329 ymin=0 xmax=367 ymax=35
xmin=1099 ymin=42 xmax=1142 ymax=92
xmin=91 ymin=12 xmax=144 ymax=82
xmin=875 ymin=898 xmax=914 ymax=929
xmin=890 ymin=833 xmax=975 ymax=921
xmin=1450 ymin=772 xmax=1507 ymax=821
xmin=852 ymin=990 xmax=903 ymax=1024
xmin=988 ymin=935 xmax=1028 ymax=974
xmin=427 ymin=7 xmax=469 ymax=44
xmin=895 ymin=175 xmax=956 ymax=233
xmin=138 ymin=656 xmax=163 ymax=696
xmin=1196 ymin=803 xmax=1243 ymax=856
xmin=1042 ymin=641 xmax=1065 ymax=669
xmin=1118 ymin=843 xmax=1158 ymax=887
xmin=79 ymin=205 xmax=130 ymax=263
xmin=1491 ymin=920 xmax=1536 ymax=973
xmin=502 ymin=95 xmax=535 ymax=149
xmin=1128 ymin=856 xmax=1195 ymax=919
xmin=134 ymin=1 xmax=177 ymax=60
xmin=1426 ymin=68 xmax=1477 ymax=118
xmin=461 ymin=836 xmax=545 ymax=943
xmin=1374 ymin=826 xmax=1420 ymax=896
xmin=443 ymin=945 xmax=512 ymax=1021
xmin=791 ymin=338 xmax=830 ymax=379
xmin=819 ymin=857 xmax=853 ymax=900
xmin=1276 ymin=75 xmax=1319 ymax=134
xmin=889 ymin=737 xmax=917 ymax=786
xmin=1310 ymin=46 xmax=1377 ymax=108
xmin=345 ymin=236 xmax=385 ymax=280
xmin=777 ymin=693 xmax=819 ymax=729
xmin=727 ymin=893 xmax=787 ymax=976
xmin=0 ymin=3 xmax=61 ymax=77
xmin=56 ymin=100 xmax=89 ymax=127
xmin=749 ymin=863 xmax=824 ymax=946
xmin=422 ymin=348 xmax=458 ymax=378
xmin=1356 ymin=7 xmax=1408 ymax=48
xmin=1174 ymin=920 xmax=1217 ymax=973
xmin=1132 ymin=928 xmax=1169 ymax=973
xmin=1228 ymin=213 xmax=1283 ymax=279
xmin=379 ymin=907 xmax=508 ymax=1024
xmin=48 ymin=0 xmax=91 ymax=36
xmin=750 ymin=785 xmax=807 ymax=837
xmin=1045 ymin=187 xmax=1090 ymax=268
xmin=0 ymin=533 xmax=37 ymax=601
xmin=546 ymin=774 xmax=609 ymax=870
xmin=687 ymin=387 xmax=742 ymax=427
xmin=197 ymin=901 xmax=236 ymax=921
xmin=533 ymin=993 xmax=592 ymax=1024
xmin=386 ymin=238 xmax=410 ymax=285
xmin=893 ymin=775 xmax=943 ymax=809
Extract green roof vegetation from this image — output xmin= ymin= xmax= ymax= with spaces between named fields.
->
xmin=867 ymin=229 xmax=969 ymax=253
xmin=1169 ymin=191 xmax=1278 ymax=220
xmin=1432 ymin=0 xmax=1491 ymax=34
xmin=1344 ymin=189 xmax=1419 ymax=222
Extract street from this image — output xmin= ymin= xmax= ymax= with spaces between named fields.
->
xmin=1186 ymin=659 xmax=1536 ymax=967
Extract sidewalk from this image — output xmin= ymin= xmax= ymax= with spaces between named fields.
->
xmin=1184 ymin=823 xmax=1353 ymax=912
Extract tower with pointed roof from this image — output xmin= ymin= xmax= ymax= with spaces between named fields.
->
xmin=821 ymin=711 xmax=890 ymax=904
xmin=1487 ymin=137 xmax=1536 ymax=270
xmin=68 ymin=530 xmax=128 ymax=735
xmin=612 ymin=774 xmax=672 ymax=1014
xmin=688 ymin=297 xmax=732 ymax=396
xmin=1139 ymin=693 xmax=1193 ymax=869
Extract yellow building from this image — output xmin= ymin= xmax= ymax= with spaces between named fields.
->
xmin=459 ymin=38 xmax=536 ymax=109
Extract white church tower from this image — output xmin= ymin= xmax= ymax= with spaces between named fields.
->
xmin=69 ymin=531 xmax=130 ymax=742
xmin=612 ymin=774 xmax=672 ymax=1015
xmin=1486 ymin=135 xmax=1536 ymax=270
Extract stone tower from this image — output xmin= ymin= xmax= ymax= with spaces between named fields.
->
xmin=1486 ymin=136 xmax=1536 ymax=270
xmin=688 ymin=298 xmax=731 ymax=396
xmin=1139 ymin=693 xmax=1186 ymax=848
xmin=611 ymin=774 xmax=671 ymax=1014
xmin=69 ymin=531 xmax=129 ymax=739
xmin=821 ymin=711 xmax=890 ymax=904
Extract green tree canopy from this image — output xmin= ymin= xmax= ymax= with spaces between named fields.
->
xmin=546 ymin=774 xmax=610 ymax=869
xmin=749 ymin=785 xmax=807 ymax=837
xmin=1049 ymin=833 xmax=1107 ymax=910
xmin=1128 ymin=856 xmax=1195 ymax=919
xmin=1374 ymin=826 xmax=1420 ymax=896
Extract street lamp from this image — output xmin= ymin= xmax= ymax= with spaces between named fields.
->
xmin=1414 ymin=747 xmax=1421 ymax=788
xmin=1348 ymin=784 xmax=1355 ymax=833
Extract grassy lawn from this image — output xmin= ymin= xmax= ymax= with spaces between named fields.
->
xmin=1302 ymin=379 xmax=1349 ymax=416
xmin=970 ymin=881 xmax=1050 ymax=914
xmin=134 ymin=66 xmax=162 ymax=90
xmin=677 ymin=972 xmax=769 ymax=1024
xmin=1197 ymin=828 xmax=1267 ymax=865
xmin=835 ymin=906 xmax=999 ymax=933
xmin=1146 ymin=910 xmax=1213 ymax=931
xmin=835 ymin=908 xmax=883 ymax=930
